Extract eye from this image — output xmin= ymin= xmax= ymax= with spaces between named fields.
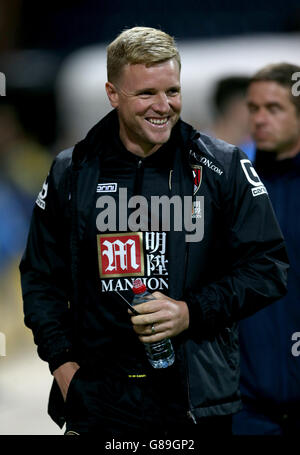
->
xmin=167 ymin=88 xmax=180 ymax=96
xmin=138 ymin=91 xmax=154 ymax=98
xmin=268 ymin=105 xmax=281 ymax=114
xmin=247 ymin=104 xmax=258 ymax=114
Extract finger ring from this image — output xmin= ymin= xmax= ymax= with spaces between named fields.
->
xmin=151 ymin=324 xmax=155 ymax=334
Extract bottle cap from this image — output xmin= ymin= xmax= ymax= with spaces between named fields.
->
xmin=132 ymin=278 xmax=146 ymax=294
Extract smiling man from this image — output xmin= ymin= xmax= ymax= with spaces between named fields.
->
xmin=233 ymin=63 xmax=300 ymax=436
xmin=20 ymin=28 xmax=289 ymax=438
xmin=106 ymin=59 xmax=182 ymax=156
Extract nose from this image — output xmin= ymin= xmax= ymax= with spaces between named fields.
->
xmin=152 ymin=92 xmax=170 ymax=114
xmin=252 ymin=108 xmax=268 ymax=126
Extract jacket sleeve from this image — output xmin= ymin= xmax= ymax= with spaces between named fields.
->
xmin=184 ymin=147 xmax=289 ymax=339
xmin=19 ymin=154 xmax=75 ymax=372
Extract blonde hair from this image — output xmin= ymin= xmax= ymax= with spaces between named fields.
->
xmin=107 ymin=26 xmax=181 ymax=83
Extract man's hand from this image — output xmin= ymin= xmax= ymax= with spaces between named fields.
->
xmin=53 ymin=361 xmax=80 ymax=402
xmin=129 ymin=292 xmax=189 ymax=343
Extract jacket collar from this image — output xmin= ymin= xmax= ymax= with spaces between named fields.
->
xmin=71 ymin=110 xmax=119 ymax=167
xmin=72 ymin=108 xmax=204 ymax=167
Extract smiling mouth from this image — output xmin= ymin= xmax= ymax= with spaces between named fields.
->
xmin=146 ymin=117 xmax=169 ymax=127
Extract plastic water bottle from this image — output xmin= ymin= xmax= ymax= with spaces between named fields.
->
xmin=132 ymin=279 xmax=175 ymax=369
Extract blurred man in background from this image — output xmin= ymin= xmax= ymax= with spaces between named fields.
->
xmin=232 ymin=62 xmax=300 ymax=436
xmin=210 ymin=75 xmax=255 ymax=161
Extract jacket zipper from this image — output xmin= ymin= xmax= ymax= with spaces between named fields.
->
xmin=133 ymin=159 xmax=143 ymax=196
xmin=181 ymin=162 xmax=198 ymax=424
xmin=184 ymin=342 xmax=197 ymax=424
xmin=183 ymin=246 xmax=197 ymax=424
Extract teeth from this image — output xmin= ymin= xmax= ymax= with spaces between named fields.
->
xmin=148 ymin=118 xmax=168 ymax=125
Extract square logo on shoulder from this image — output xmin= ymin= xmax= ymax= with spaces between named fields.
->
xmin=97 ymin=232 xmax=144 ymax=278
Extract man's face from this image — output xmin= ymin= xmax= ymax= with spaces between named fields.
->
xmin=106 ymin=59 xmax=181 ymax=155
xmin=247 ymin=81 xmax=300 ymax=155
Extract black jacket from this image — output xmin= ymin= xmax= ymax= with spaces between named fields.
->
xmin=20 ymin=110 xmax=289 ymax=427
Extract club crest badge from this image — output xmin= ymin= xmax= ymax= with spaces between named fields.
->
xmin=191 ymin=165 xmax=202 ymax=195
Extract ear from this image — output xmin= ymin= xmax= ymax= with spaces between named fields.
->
xmin=105 ymin=82 xmax=119 ymax=108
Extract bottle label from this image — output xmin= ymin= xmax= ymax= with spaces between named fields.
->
xmin=145 ymin=340 xmax=172 ymax=360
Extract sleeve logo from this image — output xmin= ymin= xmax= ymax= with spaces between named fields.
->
xmin=240 ymin=159 xmax=267 ymax=197
xmin=36 ymin=175 xmax=49 ymax=210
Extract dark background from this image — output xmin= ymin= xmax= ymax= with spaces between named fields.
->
xmin=14 ymin=0 xmax=300 ymax=51
xmin=1 ymin=0 xmax=300 ymax=146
